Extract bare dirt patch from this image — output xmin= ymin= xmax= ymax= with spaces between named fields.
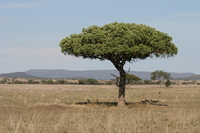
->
xmin=29 ymin=103 xmax=86 ymax=110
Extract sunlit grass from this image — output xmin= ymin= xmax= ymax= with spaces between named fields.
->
xmin=0 ymin=84 xmax=200 ymax=133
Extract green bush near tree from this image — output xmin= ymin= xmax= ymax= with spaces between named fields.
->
xmin=165 ymin=80 xmax=171 ymax=87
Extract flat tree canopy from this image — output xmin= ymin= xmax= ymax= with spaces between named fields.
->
xmin=151 ymin=70 xmax=171 ymax=87
xmin=59 ymin=22 xmax=178 ymax=106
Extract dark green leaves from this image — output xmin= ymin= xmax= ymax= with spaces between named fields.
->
xmin=59 ymin=22 xmax=178 ymax=62
xmin=151 ymin=70 xmax=171 ymax=80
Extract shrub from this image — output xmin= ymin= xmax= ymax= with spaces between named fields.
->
xmin=105 ymin=80 xmax=113 ymax=85
xmin=78 ymin=79 xmax=87 ymax=84
xmin=165 ymin=80 xmax=171 ymax=87
xmin=14 ymin=80 xmax=23 ymax=84
xmin=55 ymin=80 xmax=67 ymax=84
xmin=47 ymin=80 xmax=54 ymax=84
xmin=87 ymin=78 xmax=99 ymax=85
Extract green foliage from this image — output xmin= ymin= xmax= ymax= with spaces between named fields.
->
xmin=126 ymin=74 xmax=141 ymax=84
xmin=40 ymin=79 xmax=54 ymax=84
xmin=182 ymin=81 xmax=196 ymax=85
xmin=151 ymin=70 xmax=171 ymax=80
xmin=14 ymin=80 xmax=23 ymax=84
xmin=105 ymin=80 xmax=113 ymax=85
xmin=78 ymin=79 xmax=87 ymax=84
xmin=151 ymin=70 xmax=171 ymax=87
xmin=0 ymin=78 xmax=10 ymax=84
xmin=59 ymin=22 xmax=178 ymax=63
xmin=47 ymin=80 xmax=54 ymax=84
xmin=27 ymin=79 xmax=39 ymax=84
xmin=87 ymin=78 xmax=99 ymax=85
xmin=165 ymin=80 xmax=171 ymax=87
xmin=78 ymin=78 xmax=99 ymax=85
xmin=143 ymin=80 xmax=158 ymax=85
xmin=41 ymin=80 xmax=47 ymax=84
xmin=118 ymin=74 xmax=142 ymax=85
xmin=55 ymin=80 xmax=67 ymax=84
xmin=0 ymin=80 xmax=6 ymax=84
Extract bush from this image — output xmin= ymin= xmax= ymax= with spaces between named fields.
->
xmin=0 ymin=80 xmax=5 ymax=84
xmin=41 ymin=80 xmax=47 ymax=84
xmin=105 ymin=80 xmax=113 ymax=85
xmin=165 ymin=80 xmax=171 ymax=87
xmin=143 ymin=80 xmax=157 ymax=85
xmin=14 ymin=80 xmax=23 ymax=84
xmin=87 ymin=78 xmax=99 ymax=85
xmin=55 ymin=80 xmax=67 ymax=84
xmin=78 ymin=78 xmax=99 ymax=85
xmin=47 ymin=80 xmax=54 ymax=84
xmin=78 ymin=79 xmax=87 ymax=84
xmin=26 ymin=79 xmax=39 ymax=84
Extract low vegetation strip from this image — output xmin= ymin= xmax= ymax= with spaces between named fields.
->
xmin=0 ymin=77 xmax=199 ymax=86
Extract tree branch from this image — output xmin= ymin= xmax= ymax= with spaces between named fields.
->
xmin=110 ymin=73 xmax=119 ymax=87
xmin=126 ymin=68 xmax=130 ymax=74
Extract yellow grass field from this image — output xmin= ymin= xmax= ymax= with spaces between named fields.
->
xmin=0 ymin=84 xmax=200 ymax=133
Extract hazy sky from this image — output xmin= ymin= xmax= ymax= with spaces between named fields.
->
xmin=0 ymin=0 xmax=200 ymax=74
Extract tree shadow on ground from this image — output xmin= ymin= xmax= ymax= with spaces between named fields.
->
xmin=74 ymin=101 xmax=168 ymax=108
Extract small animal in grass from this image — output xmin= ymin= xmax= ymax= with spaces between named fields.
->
xmin=96 ymin=97 xmax=101 ymax=103
xmin=160 ymin=99 xmax=167 ymax=102
xmin=54 ymin=98 xmax=61 ymax=104
xmin=41 ymin=94 xmax=46 ymax=99
xmin=85 ymin=97 xmax=90 ymax=103
xmin=23 ymin=99 xmax=28 ymax=104
xmin=18 ymin=95 xmax=23 ymax=98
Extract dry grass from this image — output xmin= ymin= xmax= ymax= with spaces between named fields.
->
xmin=0 ymin=84 xmax=200 ymax=133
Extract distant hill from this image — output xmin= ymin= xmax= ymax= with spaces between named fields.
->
xmin=0 ymin=72 xmax=38 ymax=78
xmin=25 ymin=69 xmax=118 ymax=79
xmin=25 ymin=69 xmax=196 ymax=80
xmin=176 ymin=74 xmax=200 ymax=80
xmin=0 ymin=69 xmax=196 ymax=80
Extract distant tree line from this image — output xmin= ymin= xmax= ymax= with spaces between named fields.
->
xmin=0 ymin=77 xmax=199 ymax=86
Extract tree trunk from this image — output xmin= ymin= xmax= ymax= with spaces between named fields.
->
xmin=160 ymin=79 xmax=163 ymax=88
xmin=117 ymin=69 xmax=126 ymax=106
xmin=111 ymin=60 xmax=126 ymax=106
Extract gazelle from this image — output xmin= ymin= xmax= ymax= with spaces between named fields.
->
xmin=54 ymin=98 xmax=61 ymax=104
xmin=41 ymin=94 xmax=46 ymax=99
xmin=23 ymin=99 xmax=28 ymax=104
xmin=85 ymin=97 xmax=90 ymax=103
xmin=18 ymin=95 xmax=22 ymax=98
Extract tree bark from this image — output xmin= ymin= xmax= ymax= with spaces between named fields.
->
xmin=111 ymin=60 xmax=126 ymax=106
xmin=117 ymin=69 xmax=126 ymax=106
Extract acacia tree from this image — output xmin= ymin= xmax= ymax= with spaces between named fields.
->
xmin=151 ymin=70 xmax=171 ymax=87
xmin=59 ymin=22 xmax=178 ymax=106
xmin=126 ymin=74 xmax=141 ymax=85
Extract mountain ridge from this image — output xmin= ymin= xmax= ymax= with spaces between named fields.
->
xmin=0 ymin=69 xmax=196 ymax=80
xmin=0 ymin=72 xmax=38 ymax=78
xmin=25 ymin=69 xmax=195 ymax=80
xmin=177 ymin=74 xmax=200 ymax=80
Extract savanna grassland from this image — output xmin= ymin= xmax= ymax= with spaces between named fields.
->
xmin=0 ymin=84 xmax=200 ymax=133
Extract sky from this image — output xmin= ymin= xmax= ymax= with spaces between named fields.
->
xmin=0 ymin=0 xmax=200 ymax=74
